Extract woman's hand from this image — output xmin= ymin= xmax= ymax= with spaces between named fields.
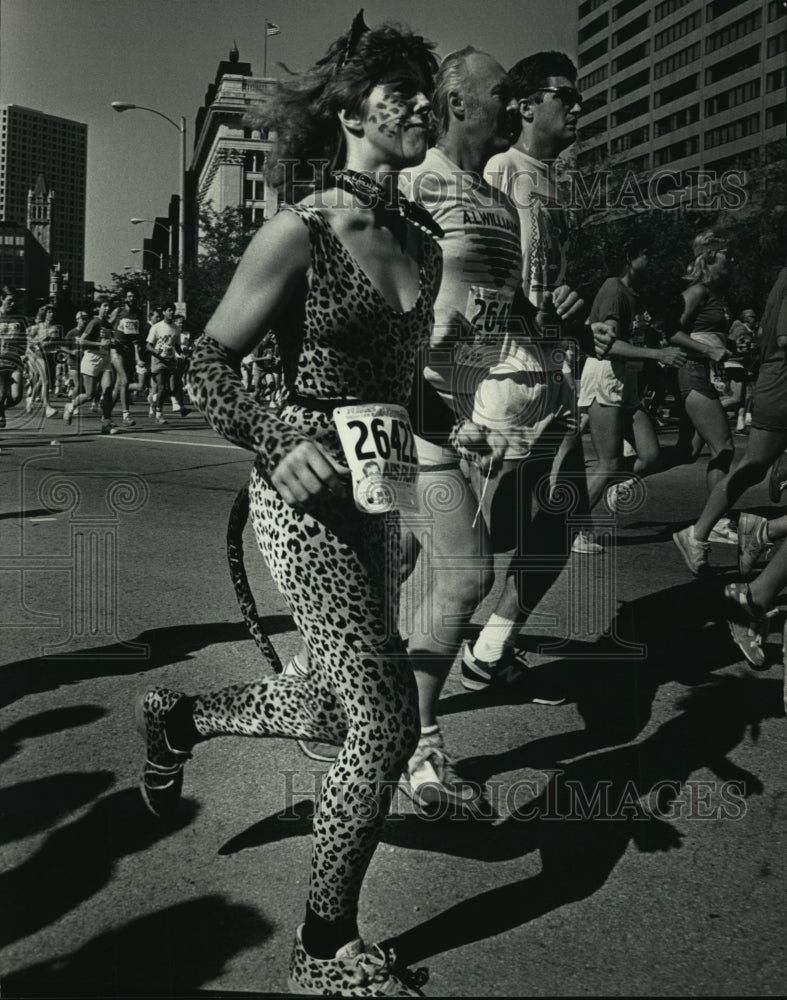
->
xmin=659 ymin=346 xmax=688 ymax=368
xmin=270 ymin=440 xmax=350 ymax=508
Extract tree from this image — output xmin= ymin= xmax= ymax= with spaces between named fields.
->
xmin=561 ymin=146 xmax=786 ymax=321
xmin=183 ymin=204 xmax=256 ymax=332
xmin=105 ymin=267 xmax=176 ymax=316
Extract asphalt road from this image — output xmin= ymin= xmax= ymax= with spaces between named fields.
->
xmin=1 ymin=401 xmax=785 ymax=998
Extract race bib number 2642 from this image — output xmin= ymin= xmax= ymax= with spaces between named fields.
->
xmin=333 ymin=404 xmax=419 ymax=514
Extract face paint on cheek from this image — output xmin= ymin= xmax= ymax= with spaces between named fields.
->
xmin=368 ymin=95 xmax=409 ymax=137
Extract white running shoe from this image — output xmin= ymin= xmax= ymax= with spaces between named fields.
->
xmin=572 ymin=530 xmax=603 ymax=554
xmin=673 ymin=525 xmax=710 ymax=575
xmin=708 ymin=518 xmax=738 ymax=545
xmin=737 ymin=513 xmax=770 ymax=576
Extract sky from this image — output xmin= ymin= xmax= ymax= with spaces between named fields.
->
xmin=0 ymin=0 xmax=577 ymax=290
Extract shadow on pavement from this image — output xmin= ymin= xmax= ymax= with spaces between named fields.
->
xmin=0 ymin=616 xmax=295 ymax=710
xmin=3 ymin=896 xmax=272 ymax=997
xmin=0 ymin=771 xmax=115 ymax=845
xmin=0 ymin=704 xmax=106 ymax=764
xmin=217 ymin=674 xmax=783 ymax=966
xmin=441 ymin=578 xmax=755 ymax=759
xmin=0 ymin=788 xmax=199 ymax=950
xmin=0 ymin=507 xmax=67 ymax=520
xmin=381 ymin=674 xmax=783 ymax=965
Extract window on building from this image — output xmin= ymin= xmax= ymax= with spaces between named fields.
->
xmin=654 ymin=40 xmax=701 ymax=78
xmin=653 ymin=136 xmax=699 ymax=166
xmin=625 ymin=153 xmax=651 ymax=172
xmin=706 ymin=149 xmax=758 ymax=173
xmin=612 ymin=96 xmax=650 ymax=127
xmin=655 ymin=9 xmax=702 ymax=49
xmin=655 ymin=0 xmax=692 ymax=20
xmin=767 ymin=32 xmax=787 ymax=57
xmin=579 ymin=64 xmax=609 ymax=90
xmin=705 ymin=44 xmax=761 ymax=84
xmin=766 ymin=104 xmax=787 ymax=129
xmin=706 ymin=10 xmax=763 ymax=54
xmin=579 ymin=0 xmax=606 ymax=17
xmin=612 ymin=67 xmax=650 ymax=99
xmin=767 ymin=67 xmax=787 ymax=92
xmin=705 ymin=112 xmax=760 ymax=149
xmin=612 ymin=124 xmax=650 ymax=153
xmin=769 ymin=0 xmax=787 ymax=20
xmin=612 ymin=41 xmax=650 ymax=73
xmin=613 ymin=0 xmax=647 ymax=20
xmin=655 ymin=72 xmax=699 ymax=106
xmin=579 ymin=12 xmax=609 ymax=43
xmin=582 ymin=113 xmax=609 ymax=140
xmin=706 ymin=0 xmax=745 ymax=20
xmin=579 ymin=37 xmax=608 ymax=67
xmin=654 ymin=103 xmax=700 ymax=137
xmin=613 ymin=11 xmax=649 ymax=45
xmin=705 ymin=79 xmax=761 ymax=116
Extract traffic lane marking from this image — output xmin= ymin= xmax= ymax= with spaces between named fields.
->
xmin=104 ymin=435 xmax=243 ymax=450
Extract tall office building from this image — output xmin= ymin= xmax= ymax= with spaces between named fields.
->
xmin=0 ymin=105 xmax=88 ymax=293
xmin=576 ymin=0 xmax=786 ymax=177
xmin=190 ymin=44 xmax=278 ymax=251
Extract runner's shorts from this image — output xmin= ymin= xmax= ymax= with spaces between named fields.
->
xmin=81 ymin=353 xmax=111 ymax=377
xmin=677 ymin=358 xmax=719 ymax=400
xmin=578 ymin=357 xmax=640 ymax=410
xmin=750 ymin=360 xmax=787 ymax=433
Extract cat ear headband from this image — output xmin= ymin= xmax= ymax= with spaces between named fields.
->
xmin=335 ymin=9 xmax=370 ymax=73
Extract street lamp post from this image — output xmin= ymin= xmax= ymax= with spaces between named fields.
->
xmin=112 ymin=102 xmax=186 ymax=311
xmin=131 ymin=248 xmax=164 ymax=266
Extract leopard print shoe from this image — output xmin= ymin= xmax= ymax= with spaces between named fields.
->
xmin=134 ymin=688 xmax=192 ymax=817
xmin=287 ymin=924 xmax=427 ymax=996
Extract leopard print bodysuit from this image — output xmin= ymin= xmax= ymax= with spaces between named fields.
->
xmin=187 ymin=204 xmax=442 ymax=923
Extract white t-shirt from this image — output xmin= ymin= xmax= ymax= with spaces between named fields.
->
xmin=402 ymin=147 xmax=572 ymax=460
xmin=485 ymin=146 xmax=569 ymax=307
xmin=401 ymin=147 xmax=523 ymax=460
xmin=147 ymin=320 xmax=179 ymax=369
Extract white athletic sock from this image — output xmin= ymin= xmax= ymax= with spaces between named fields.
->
xmin=416 ymin=724 xmax=441 ymax=750
xmin=473 ymin=614 xmax=517 ymax=663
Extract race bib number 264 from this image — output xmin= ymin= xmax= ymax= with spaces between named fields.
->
xmin=467 ymin=286 xmax=513 ymax=339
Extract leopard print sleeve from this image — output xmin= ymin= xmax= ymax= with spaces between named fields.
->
xmin=187 ymin=334 xmax=308 ymax=473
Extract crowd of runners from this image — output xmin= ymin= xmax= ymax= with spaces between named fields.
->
xmin=0 ymin=284 xmax=200 ymax=435
xmin=3 ymin=14 xmax=782 ymax=996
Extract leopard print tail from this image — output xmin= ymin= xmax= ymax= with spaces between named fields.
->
xmin=227 ymin=482 xmax=284 ymax=674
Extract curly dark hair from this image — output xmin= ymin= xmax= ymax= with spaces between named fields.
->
xmin=508 ymin=51 xmax=577 ymax=100
xmin=247 ymin=21 xmax=438 ymax=199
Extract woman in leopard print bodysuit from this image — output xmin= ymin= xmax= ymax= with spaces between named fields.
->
xmin=135 ymin=18 xmax=444 ymax=997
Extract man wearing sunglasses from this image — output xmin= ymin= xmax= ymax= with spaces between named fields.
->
xmin=461 ymin=52 xmax=596 ymax=685
xmin=485 ymin=52 xmax=582 ymax=308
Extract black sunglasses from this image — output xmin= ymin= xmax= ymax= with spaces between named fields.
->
xmin=529 ymin=86 xmax=583 ymax=111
